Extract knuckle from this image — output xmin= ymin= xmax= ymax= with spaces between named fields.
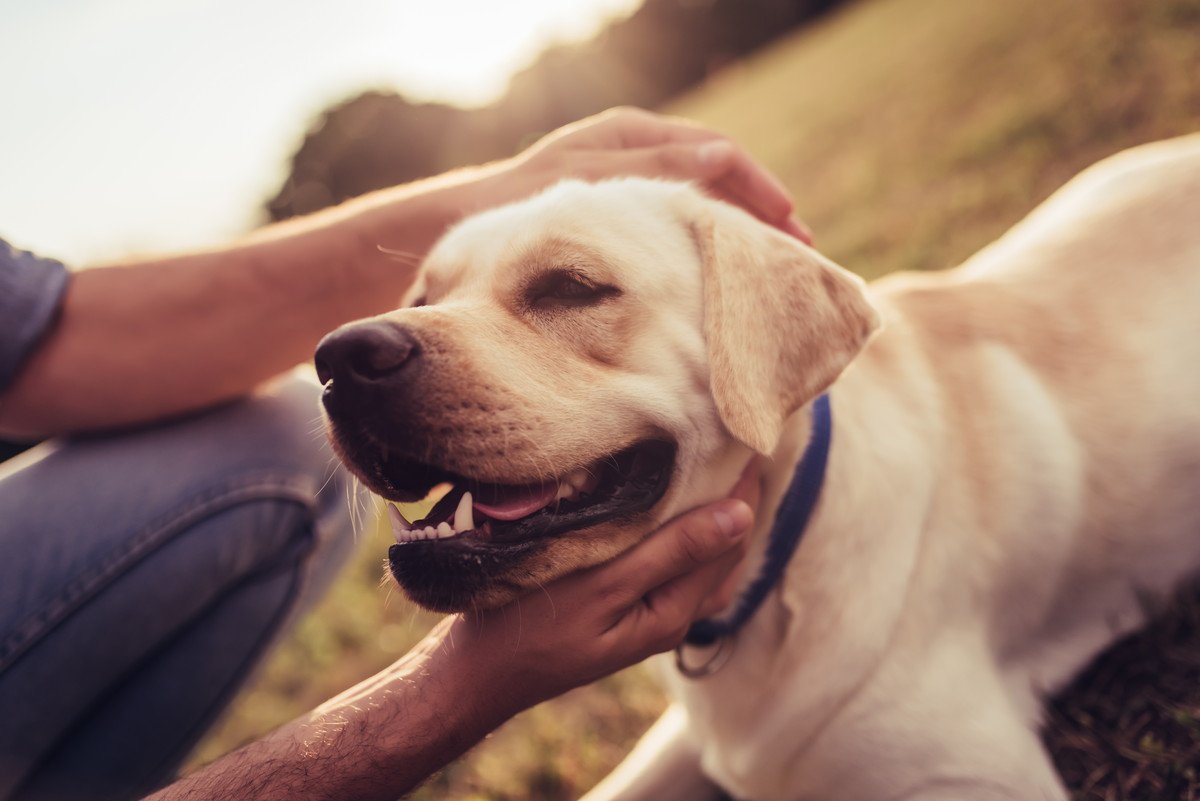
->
xmin=675 ymin=520 xmax=714 ymax=567
xmin=656 ymin=144 xmax=691 ymax=173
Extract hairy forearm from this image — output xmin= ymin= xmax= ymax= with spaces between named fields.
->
xmin=149 ymin=625 xmax=509 ymax=801
xmin=0 ymin=163 xmax=512 ymax=438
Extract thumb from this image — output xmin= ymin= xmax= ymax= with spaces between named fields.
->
xmin=604 ymin=499 xmax=753 ymax=656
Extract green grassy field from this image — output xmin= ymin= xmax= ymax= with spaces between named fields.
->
xmin=194 ymin=0 xmax=1200 ymax=797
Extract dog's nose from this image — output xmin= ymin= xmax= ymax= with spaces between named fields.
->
xmin=314 ymin=321 xmax=419 ymax=388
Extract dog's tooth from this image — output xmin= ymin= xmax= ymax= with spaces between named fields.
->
xmin=388 ymin=505 xmax=416 ymax=545
xmin=424 ymin=526 xmax=437 ymax=539
xmin=555 ymin=482 xmax=572 ymax=501
xmin=393 ymin=525 xmax=419 ymax=545
xmin=454 ymin=492 xmax=474 ymax=532
xmin=437 ymin=522 xmax=454 ymax=538
xmin=568 ymin=469 xmax=590 ymax=490
xmin=387 ymin=504 xmax=411 ymax=532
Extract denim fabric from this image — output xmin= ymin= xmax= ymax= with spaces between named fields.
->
xmin=0 ymin=240 xmax=70 ymax=393
xmin=0 ymin=375 xmax=357 ymax=801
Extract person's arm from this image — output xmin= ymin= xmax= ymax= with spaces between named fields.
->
xmin=0 ymin=108 xmax=806 ymax=439
xmin=0 ymin=172 xmax=466 ymax=439
xmin=147 ymin=469 xmax=758 ymax=801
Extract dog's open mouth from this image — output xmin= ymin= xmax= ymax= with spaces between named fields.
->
xmin=382 ymin=440 xmax=676 ymax=547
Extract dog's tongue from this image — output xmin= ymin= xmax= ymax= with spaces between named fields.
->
xmin=472 ymin=480 xmax=558 ymax=521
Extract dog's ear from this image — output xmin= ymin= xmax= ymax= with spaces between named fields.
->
xmin=691 ymin=205 xmax=880 ymax=455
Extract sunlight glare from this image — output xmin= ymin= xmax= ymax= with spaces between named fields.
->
xmin=382 ymin=0 xmax=643 ymax=107
xmin=0 ymin=0 xmax=645 ymax=263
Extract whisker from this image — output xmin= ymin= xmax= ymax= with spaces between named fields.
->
xmin=375 ymin=245 xmax=425 ymax=267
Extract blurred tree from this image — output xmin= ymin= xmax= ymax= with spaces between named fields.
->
xmin=266 ymin=0 xmax=844 ymax=221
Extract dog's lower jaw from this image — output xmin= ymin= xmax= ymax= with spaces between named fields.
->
xmin=387 ymin=537 xmax=548 ymax=613
xmin=389 ymin=509 xmax=672 ymax=612
xmin=385 ymin=439 xmax=747 ymax=615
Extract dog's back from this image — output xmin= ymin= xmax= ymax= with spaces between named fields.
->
xmin=869 ymin=133 xmax=1200 ymax=695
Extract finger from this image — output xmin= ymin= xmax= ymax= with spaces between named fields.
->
xmin=655 ymin=542 xmax=747 ymax=624
xmin=577 ymin=141 xmax=728 ymax=182
xmin=531 ymin=107 xmax=719 ymax=156
xmin=612 ymin=509 xmax=751 ymax=653
xmin=729 ymin=457 xmax=763 ymax=510
xmin=590 ymin=107 xmax=726 ymax=149
xmin=578 ymin=143 xmax=795 ymax=233
xmin=781 ymin=215 xmax=815 ymax=245
xmin=531 ymin=108 xmax=812 ymax=241
xmin=695 ymin=548 xmax=747 ymax=619
xmin=600 ymin=497 xmax=753 ymax=613
xmin=692 ymin=461 xmax=762 ymax=617
xmin=697 ymin=145 xmax=797 ymax=232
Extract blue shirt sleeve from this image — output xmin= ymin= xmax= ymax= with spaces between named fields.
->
xmin=0 ymin=239 xmax=71 ymax=392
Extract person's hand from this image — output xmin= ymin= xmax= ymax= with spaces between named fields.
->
xmin=439 ymin=460 xmax=760 ymax=719
xmin=342 ymin=107 xmax=810 ymax=305
xmin=487 ymin=107 xmax=812 ymax=243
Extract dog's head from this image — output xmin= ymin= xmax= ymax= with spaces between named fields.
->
xmin=316 ymin=179 xmax=878 ymax=612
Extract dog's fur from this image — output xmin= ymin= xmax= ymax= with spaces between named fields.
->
xmin=327 ymin=134 xmax=1200 ymax=800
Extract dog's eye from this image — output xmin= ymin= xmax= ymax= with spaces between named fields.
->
xmin=526 ymin=270 xmax=618 ymax=310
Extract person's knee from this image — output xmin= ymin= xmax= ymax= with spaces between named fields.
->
xmin=230 ymin=374 xmax=359 ymax=593
xmin=209 ymin=374 xmax=335 ymax=483
xmin=168 ymin=373 xmax=356 ymax=533
xmin=0 ymin=372 xmax=359 ymax=649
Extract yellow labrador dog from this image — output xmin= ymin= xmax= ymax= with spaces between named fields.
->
xmin=315 ymin=133 xmax=1200 ymax=801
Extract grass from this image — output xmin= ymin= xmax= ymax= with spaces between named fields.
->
xmin=1046 ymin=584 xmax=1200 ymax=800
xmin=194 ymin=0 xmax=1200 ymax=797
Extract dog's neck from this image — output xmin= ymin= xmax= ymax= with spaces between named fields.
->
xmin=685 ymin=395 xmax=832 ymax=648
xmin=664 ymin=346 xmax=934 ymax=788
xmin=683 ymin=334 xmax=931 ymax=668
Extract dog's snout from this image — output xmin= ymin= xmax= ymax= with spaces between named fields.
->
xmin=314 ymin=321 xmax=419 ymax=388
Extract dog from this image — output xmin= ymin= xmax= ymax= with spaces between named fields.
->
xmin=315 ymin=133 xmax=1200 ymax=801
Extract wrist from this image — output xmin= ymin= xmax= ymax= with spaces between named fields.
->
xmin=350 ymin=158 xmax=516 ymax=255
xmin=438 ymin=614 xmax=556 ymax=724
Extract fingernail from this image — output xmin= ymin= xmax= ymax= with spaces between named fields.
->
xmin=784 ymin=215 xmax=814 ymax=245
xmin=713 ymin=501 xmax=752 ymax=539
xmin=696 ymin=140 xmax=734 ymax=169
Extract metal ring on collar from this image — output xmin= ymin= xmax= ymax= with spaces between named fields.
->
xmin=674 ymin=633 xmax=735 ymax=679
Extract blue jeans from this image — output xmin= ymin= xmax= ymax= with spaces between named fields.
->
xmin=0 ymin=377 xmax=355 ymax=801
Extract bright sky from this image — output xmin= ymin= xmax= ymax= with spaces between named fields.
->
xmin=0 ymin=0 xmax=642 ymax=265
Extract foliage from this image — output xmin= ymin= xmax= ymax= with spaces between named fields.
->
xmin=265 ymin=0 xmax=840 ymax=221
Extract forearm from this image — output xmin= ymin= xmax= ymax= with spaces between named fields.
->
xmin=149 ymin=623 xmax=509 ymax=801
xmin=0 ymin=163 xmax=511 ymax=438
